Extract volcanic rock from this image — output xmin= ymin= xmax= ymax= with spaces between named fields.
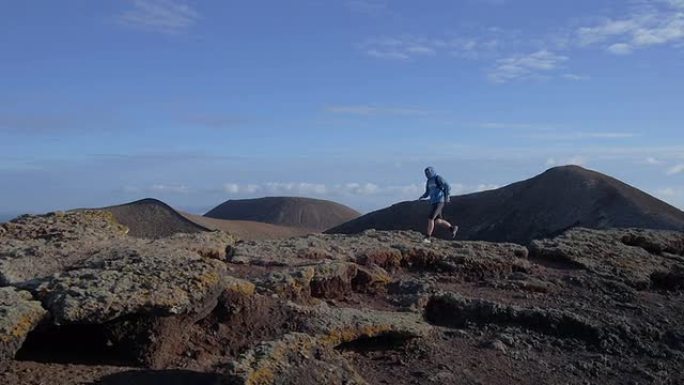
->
xmin=0 ymin=287 xmax=46 ymax=363
xmin=226 ymin=333 xmax=368 ymax=385
xmin=530 ymin=227 xmax=684 ymax=289
xmin=28 ymin=245 xmax=227 ymax=325
xmin=0 ymin=211 xmax=128 ymax=285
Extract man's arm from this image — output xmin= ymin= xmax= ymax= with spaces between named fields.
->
xmin=418 ymin=181 xmax=429 ymax=200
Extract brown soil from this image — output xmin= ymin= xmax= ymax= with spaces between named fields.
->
xmin=181 ymin=213 xmax=314 ymax=241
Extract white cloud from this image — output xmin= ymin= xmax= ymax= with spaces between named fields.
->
xmin=607 ymin=43 xmax=634 ymax=55
xmin=527 ymin=131 xmax=639 ymax=141
xmin=150 ymin=183 xmax=190 ymax=194
xmin=362 ymin=35 xmax=501 ymax=61
xmin=653 ymin=186 xmax=684 ymax=208
xmin=578 ymin=20 xmax=640 ymax=46
xmin=644 ymin=157 xmax=663 ymax=165
xmin=545 ymin=156 xmax=588 ymax=167
xmin=357 ymin=1 xmax=684 ymax=84
xmin=264 ymin=182 xmax=329 ymax=195
xmin=667 ymin=164 xmax=684 ymax=175
xmin=123 ymin=183 xmax=191 ymax=194
xmin=576 ymin=2 xmax=684 ymax=53
xmin=488 ymin=50 xmax=568 ymax=83
xmin=339 ymin=183 xmax=381 ymax=196
xmin=362 ymin=37 xmax=436 ymax=60
xmin=479 ymin=122 xmax=558 ymax=130
xmin=215 ymin=181 xmax=495 ymax=201
xmin=118 ymin=0 xmax=200 ymax=34
xmin=667 ymin=0 xmax=684 ymax=8
xmin=476 ymin=184 xmax=500 ymax=192
xmin=658 ymin=187 xmax=678 ymax=196
xmin=562 ymin=73 xmax=590 ymax=81
xmin=222 ymin=183 xmax=240 ymax=194
xmin=326 ymin=105 xmax=431 ymax=116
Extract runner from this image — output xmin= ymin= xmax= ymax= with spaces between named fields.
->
xmin=418 ymin=167 xmax=458 ymax=243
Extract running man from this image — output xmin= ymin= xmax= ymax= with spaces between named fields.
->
xmin=418 ymin=167 xmax=458 ymax=243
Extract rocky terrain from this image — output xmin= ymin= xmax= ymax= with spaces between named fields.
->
xmin=328 ymin=166 xmax=684 ymax=243
xmin=1 ymin=211 xmax=683 ymax=384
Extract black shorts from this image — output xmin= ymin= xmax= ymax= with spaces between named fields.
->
xmin=429 ymin=202 xmax=445 ymax=220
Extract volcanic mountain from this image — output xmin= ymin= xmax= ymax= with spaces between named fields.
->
xmin=94 ymin=198 xmax=211 ymax=238
xmin=204 ymin=197 xmax=361 ymax=231
xmin=91 ymin=198 xmax=311 ymax=240
xmin=327 ymin=165 xmax=684 ymax=244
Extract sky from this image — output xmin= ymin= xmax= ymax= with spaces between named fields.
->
xmin=1 ymin=0 xmax=683 ymax=216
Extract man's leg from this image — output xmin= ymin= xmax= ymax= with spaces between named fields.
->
xmin=435 ymin=218 xmax=452 ymax=228
xmin=426 ymin=219 xmax=435 ymax=238
xmin=436 ymin=217 xmax=459 ymax=238
xmin=425 ymin=202 xmax=443 ymax=241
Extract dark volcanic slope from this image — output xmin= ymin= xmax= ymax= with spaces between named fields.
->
xmin=204 ymin=197 xmax=361 ymax=231
xmin=327 ymin=165 xmax=684 ymax=244
xmin=95 ymin=198 xmax=211 ymax=238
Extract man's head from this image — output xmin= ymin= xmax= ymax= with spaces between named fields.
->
xmin=424 ymin=167 xmax=436 ymax=179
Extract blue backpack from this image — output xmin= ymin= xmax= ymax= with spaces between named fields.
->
xmin=435 ymin=175 xmax=451 ymax=199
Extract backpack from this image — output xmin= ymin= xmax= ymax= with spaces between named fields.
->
xmin=435 ymin=175 xmax=451 ymax=199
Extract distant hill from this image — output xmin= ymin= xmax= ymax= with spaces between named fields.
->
xmin=86 ymin=198 xmax=314 ymax=240
xmin=180 ymin=212 xmax=314 ymax=240
xmin=327 ymin=165 xmax=684 ymax=244
xmin=204 ymin=197 xmax=361 ymax=231
xmin=94 ymin=198 xmax=211 ymax=238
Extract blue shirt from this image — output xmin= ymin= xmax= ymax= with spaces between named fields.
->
xmin=425 ymin=176 xmax=447 ymax=204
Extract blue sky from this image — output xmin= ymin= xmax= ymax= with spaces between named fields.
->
xmin=1 ymin=0 xmax=683 ymax=216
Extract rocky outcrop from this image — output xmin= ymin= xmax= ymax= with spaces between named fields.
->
xmin=530 ymin=228 xmax=684 ymax=289
xmin=0 ymin=212 xmax=236 ymax=368
xmin=0 ymin=287 xmax=47 ymax=363
xmin=0 ymin=211 xmax=128 ymax=285
xmin=28 ymin=246 xmax=227 ymax=325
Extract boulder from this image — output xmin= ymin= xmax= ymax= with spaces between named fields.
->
xmin=29 ymin=245 xmax=227 ymax=325
xmin=0 ymin=287 xmax=47 ymax=363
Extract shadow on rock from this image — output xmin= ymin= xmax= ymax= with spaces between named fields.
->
xmin=92 ymin=370 xmax=227 ymax=385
